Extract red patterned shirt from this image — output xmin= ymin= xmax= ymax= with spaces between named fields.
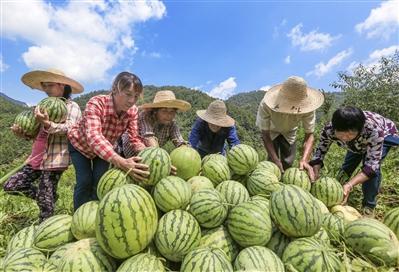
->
xmin=68 ymin=94 xmax=145 ymax=161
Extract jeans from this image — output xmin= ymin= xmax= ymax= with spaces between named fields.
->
xmin=68 ymin=142 xmax=109 ymax=210
xmin=340 ymin=135 xmax=399 ymax=209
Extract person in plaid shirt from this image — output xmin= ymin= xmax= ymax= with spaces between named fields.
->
xmin=68 ymin=71 xmax=149 ymax=210
xmin=3 ymin=69 xmax=83 ymax=222
xmin=310 ymin=106 xmax=399 ymax=216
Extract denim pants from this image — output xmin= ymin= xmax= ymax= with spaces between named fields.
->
xmin=68 ymin=142 xmax=109 ymax=210
xmin=340 ymin=135 xmax=399 ymax=209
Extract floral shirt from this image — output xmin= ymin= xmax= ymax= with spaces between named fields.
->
xmin=311 ymin=111 xmax=398 ymax=177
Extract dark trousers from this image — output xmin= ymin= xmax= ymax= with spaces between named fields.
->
xmin=268 ymin=135 xmax=297 ymax=170
xmin=68 ymin=142 xmax=109 ymax=211
xmin=3 ymin=164 xmax=63 ymax=222
xmin=339 ymin=135 xmax=399 ymax=209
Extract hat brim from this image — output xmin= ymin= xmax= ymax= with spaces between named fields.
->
xmin=196 ymin=110 xmax=235 ymax=127
xmin=21 ymin=70 xmax=84 ymax=94
xmin=264 ymin=83 xmax=324 ymax=114
xmin=140 ymin=100 xmax=191 ymax=112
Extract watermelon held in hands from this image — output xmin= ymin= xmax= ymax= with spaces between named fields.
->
xmin=37 ymin=97 xmax=68 ymax=123
xmin=14 ymin=110 xmax=40 ymax=136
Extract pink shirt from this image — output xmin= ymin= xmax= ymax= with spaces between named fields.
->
xmin=28 ymin=128 xmax=48 ymax=169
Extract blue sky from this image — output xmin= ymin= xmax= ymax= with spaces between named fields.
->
xmin=1 ymin=0 xmax=398 ymax=105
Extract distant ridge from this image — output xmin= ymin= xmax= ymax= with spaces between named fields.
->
xmin=0 ymin=92 xmax=28 ymax=107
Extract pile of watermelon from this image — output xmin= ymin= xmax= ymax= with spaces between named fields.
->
xmin=2 ymin=144 xmax=399 ymax=271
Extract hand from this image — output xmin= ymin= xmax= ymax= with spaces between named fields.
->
xmin=35 ymin=106 xmax=50 ymax=128
xmin=300 ymin=160 xmax=315 ymax=182
xmin=272 ymin=158 xmax=284 ymax=174
xmin=10 ymin=124 xmax=33 ymax=140
xmin=170 ymin=165 xmax=177 ymax=176
xmin=124 ymin=156 xmax=150 ymax=181
xmin=341 ymin=183 xmax=352 ymax=205
xmin=312 ymin=164 xmax=321 ymax=181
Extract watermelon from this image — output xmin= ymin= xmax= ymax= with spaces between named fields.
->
xmin=117 ymin=253 xmax=164 ymax=272
xmin=247 ymin=168 xmax=282 ymax=197
xmin=230 ymin=173 xmax=249 ymax=187
xmin=170 ymin=146 xmax=201 ymax=180
xmin=330 ymin=205 xmax=361 ymax=224
xmin=270 ymin=185 xmax=322 ymax=237
xmin=2 ymin=248 xmax=48 ymax=272
xmin=314 ymin=198 xmax=330 ymax=214
xmin=71 ymin=200 xmax=99 ymax=240
xmin=313 ymin=227 xmax=331 ymax=246
xmin=265 ymin=227 xmax=291 ymax=258
xmin=310 ymin=177 xmax=344 ymax=208
xmin=202 ymin=159 xmax=231 ymax=186
xmin=187 ymin=176 xmax=214 ymax=193
xmin=6 ymin=225 xmax=37 ymax=255
xmin=256 ymin=160 xmax=281 ymax=180
xmin=96 ymin=184 xmax=158 ymax=259
xmin=97 ymin=168 xmax=131 ymax=200
xmin=234 ymin=246 xmax=284 ymax=272
xmin=13 ymin=110 xmax=39 ymax=136
xmin=199 ymin=225 xmax=240 ymax=262
xmin=134 ymin=147 xmax=171 ymax=185
xmin=180 ymin=248 xmax=233 ymax=272
xmin=282 ymin=167 xmax=311 ymax=191
xmin=227 ymin=144 xmax=259 ymax=175
xmin=33 ymin=214 xmax=75 ymax=252
xmin=227 ymin=199 xmax=272 ymax=247
xmin=201 ymin=153 xmax=227 ymax=166
xmin=154 ymin=209 xmax=201 ymax=262
xmin=383 ymin=207 xmax=399 ymax=239
xmin=344 ymin=218 xmax=399 ymax=267
xmin=216 ymin=180 xmax=250 ymax=210
xmin=189 ymin=188 xmax=228 ymax=228
xmin=153 ymin=176 xmax=191 ymax=212
xmin=282 ymin=237 xmax=341 ymax=272
xmin=321 ymin=213 xmax=345 ymax=242
xmin=48 ymin=242 xmax=74 ymax=268
xmin=37 ymin=97 xmax=67 ymax=123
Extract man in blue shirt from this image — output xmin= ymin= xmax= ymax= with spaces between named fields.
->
xmin=189 ymin=100 xmax=240 ymax=158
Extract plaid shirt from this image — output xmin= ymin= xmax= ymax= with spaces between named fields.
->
xmin=68 ymin=95 xmax=145 ymax=161
xmin=37 ymin=100 xmax=81 ymax=170
xmin=121 ymin=110 xmax=185 ymax=158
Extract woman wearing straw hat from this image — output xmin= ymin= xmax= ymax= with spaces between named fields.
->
xmin=189 ymin=100 xmax=240 ymax=158
xmin=3 ymin=68 xmax=83 ymax=222
xmin=120 ymin=90 xmax=191 ymax=158
xmin=256 ymin=76 xmax=324 ymax=179
xmin=68 ymin=71 xmax=149 ymax=210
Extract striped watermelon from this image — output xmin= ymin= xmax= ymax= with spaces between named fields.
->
xmin=97 ymin=168 xmax=131 ymax=200
xmin=14 ymin=110 xmax=39 ymax=136
xmin=383 ymin=207 xmax=399 ymax=239
xmin=265 ymin=227 xmax=291 ymax=258
xmin=330 ymin=205 xmax=361 ymax=224
xmin=189 ymin=188 xmax=228 ymax=228
xmin=314 ymin=198 xmax=330 ymax=214
xmin=180 ymin=248 xmax=233 ymax=272
xmin=201 ymin=153 xmax=227 ymax=166
xmin=134 ymin=147 xmax=171 ymax=185
xmin=227 ymin=144 xmax=259 ymax=175
xmin=48 ymin=242 xmax=74 ymax=268
xmin=282 ymin=237 xmax=340 ymax=271
xmin=270 ymin=185 xmax=322 ymax=237
xmin=310 ymin=177 xmax=344 ymax=208
xmin=247 ymin=168 xmax=282 ymax=197
xmin=117 ymin=253 xmax=164 ymax=272
xmin=96 ymin=184 xmax=158 ymax=259
xmin=71 ymin=200 xmax=99 ymax=240
xmin=313 ymin=227 xmax=331 ymax=246
xmin=256 ymin=160 xmax=282 ymax=180
xmin=227 ymin=199 xmax=272 ymax=247
xmin=199 ymin=225 xmax=240 ymax=262
xmin=344 ymin=218 xmax=399 ymax=267
xmin=216 ymin=180 xmax=250 ymax=210
xmin=153 ymin=176 xmax=191 ymax=212
xmin=170 ymin=145 xmax=201 ymax=180
xmin=230 ymin=173 xmax=249 ymax=187
xmin=154 ymin=209 xmax=201 ymax=262
xmin=202 ymin=159 xmax=231 ymax=186
xmin=33 ymin=214 xmax=75 ymax=252
xmin=321 ymin=213 xmax=345 ymax=242
xmin=6 ymin=225 xmax=37 ymax=255
xmin=187 ymin=176 xmax=214 ymax=193
xmin=234 ymin=246 xmax=284 ymax=271
xmin=2 ymin=248 xmax=48 ymax=272
xmin=250 ymin=194 xmax=270 ymax=204
xmin=37 ymin=97 xmax=67 ymax=123
xmin=282 ymin=167 xmax=311 ymax=191
xmin=58 ymin=238 xmax=116 ymax=271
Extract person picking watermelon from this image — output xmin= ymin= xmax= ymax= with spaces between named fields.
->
xmin=310 ymin=106 xmax=399 ymax=216
xmin=4 ymin=68 xmax=83 ymax=222
xmin=256 ymin=76 xmax=324 ymax=180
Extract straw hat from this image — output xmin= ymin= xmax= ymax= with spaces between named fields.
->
xmin=140 ymin=90 xmax=191 ymax=112
xmin=21 ymin=68 xmax=84 ymax=94
xmin=264 ymin=76 xmax=324 ymax=114
xmin=196 ymin=100 xmax=235 ymax=127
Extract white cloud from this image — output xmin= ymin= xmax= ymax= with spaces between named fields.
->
xmin=141 ymin=51 xmax=162 ymax=58
xmin=260 ymin=85 xmax=271 ymax=91
xmin=284 ymin=55 xmax=291 ymax=64
xmin=355 ymin=0 xmax=399 ymax=40
xmin=0 ymin=55 xmax=9 ymax=72
xmin=273 ymin=19 xmax=288 ymax=39
xmin=1 ymin=0 xmax=166 ymax=83
xmin=208 ymin=77 xmax=237 ymax=100
xmin=347 ymin=45 xmax=399 ymax=71
xmin=287 ymin=23 xmax=341 ymax=51
xmin=307 ymin=48 xmax=353 ymax=77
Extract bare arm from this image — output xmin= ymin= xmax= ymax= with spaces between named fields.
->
xmin=299 ymin=133 xmax=315 ymax=181
xmin=261 ymin=130 xmax=284 ymax=172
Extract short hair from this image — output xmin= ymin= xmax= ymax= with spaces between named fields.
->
xmin=111 ymin=72 xmax=143 ymax=95
xmin=63 ymin=85 xmax=72 ymax=99
xmin=332 ymin=106 xmax=366 ymax=132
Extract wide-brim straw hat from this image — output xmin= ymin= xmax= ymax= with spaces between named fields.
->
xmin=21 ymin=68 xmax=84 ymax=94
xmin=140 ymin=90 xmax=191 ymax=112
xmin=264 ymin=76 xmax=324 ymax=114
xmin=196 ymin=100 xmax=235 ymax=127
